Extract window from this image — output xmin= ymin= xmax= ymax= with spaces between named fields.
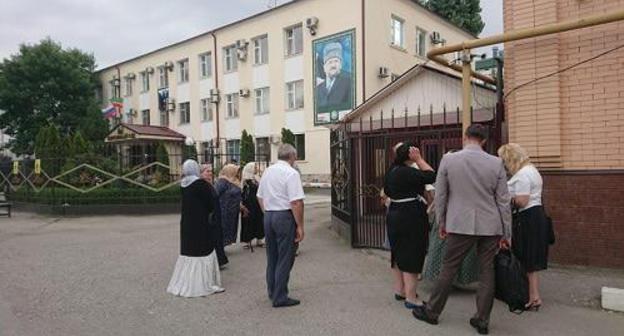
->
xmin=201 ymin=141 xmax=214 ymax=164
xmin=200 ymin=98 xmax=213 ymax=121
xmin=158 ymin=66 xmax=168 ymax=88
xmin=285 ymin=24 xmax=303 ymax=56
xmin=226 ymin=140 xmax=241 ymax=161
xmin=256 ymin=137 xmax=271 ymax=161
xmin=124 ymin=77 xmax=133 ymax=96
xmin=391 ymin=16 xmax=405 ymax=48
xmin=109 ymin=80 xmax=117 ymax=98
xmin=199 ymin=52 xmax=212 ymax=78
xmin=286 ymin=80 xmax=304 ymax=110
xmin=159 ymin=109 xmax=169 ymax=127
xmin=224 ymin=45 xmax=238 ymax=72
xmin=141 ymin=109 xmax=150 ymax=125
xmin=177 ymin=59 xmax=189 ymax=83
xmin=179 ymin=102 xmax=190 ymax=124
xmin=294 ymin=134 xmax=305 ymax=160
xmin=225 ymin=93 xmax=239 ymax=119
xmin=416 ymin=28 xmax=427 ymax=57
xmin=253 ymin=35 xmax=269 ymax=65
xmin=254 ymin=87 xmax=270 ymax=115
xmin=140 ymin=71 xmax=149 ymax=92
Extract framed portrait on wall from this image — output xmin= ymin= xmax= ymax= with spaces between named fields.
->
xmin=313 ymin=29 xmax=356 ymax=125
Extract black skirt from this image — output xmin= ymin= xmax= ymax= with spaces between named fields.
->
xmin=386 ymin=200 xmax=429 ymax=274
xmin=512 ymin=205 xmax=550 ymax=272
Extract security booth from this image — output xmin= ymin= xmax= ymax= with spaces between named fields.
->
xmin=105 ymin=123 xmax=186 ymax=176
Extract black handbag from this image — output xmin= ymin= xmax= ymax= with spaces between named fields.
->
xmin=541 ymin=197 xmax=556 ymax=245
xmin=495 ymin=249 xmax=529 ymax=313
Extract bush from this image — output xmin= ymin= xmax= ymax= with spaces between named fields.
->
xmin=10 ymin=185 xmax=181 ymax=205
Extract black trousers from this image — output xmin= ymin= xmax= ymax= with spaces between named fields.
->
xmin=264 ymin=210 xmax=297 ymax=305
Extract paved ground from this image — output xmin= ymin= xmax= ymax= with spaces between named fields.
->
xmin=1 ymin=204 xmax=623 ymax=336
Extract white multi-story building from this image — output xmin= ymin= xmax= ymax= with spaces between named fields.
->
xmin=97 ymin=0 xmax=474 ymax=182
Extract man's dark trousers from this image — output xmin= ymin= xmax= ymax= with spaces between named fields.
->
xmin=264 ymin=210 xmax=297 ymax=306
xmin=426 ymin=234 xmax=500 ymax=323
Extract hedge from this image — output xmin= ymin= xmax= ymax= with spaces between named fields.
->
xmin=10 ymin=186 xmax=181 ymax=205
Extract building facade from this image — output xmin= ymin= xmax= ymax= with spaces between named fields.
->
xmin=97 ymin=0 xmax=473 ymax=183
xmin=504 ymin=0 xmax=624 ymax=268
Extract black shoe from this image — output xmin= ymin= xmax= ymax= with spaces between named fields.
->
xmin=273 ymin=298 xmax=301 ymax=308
xmin=394 ymin=294 xmax=406 ymax=301
xmin=469 ymin=318 xmax=489 ymax=335
xmin=411 ymin=306 xmax=438 ymax=325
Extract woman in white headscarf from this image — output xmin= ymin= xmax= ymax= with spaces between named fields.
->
xmin=167 ymin=160 xmax=224 ymax=297
xmin=240 ymin=162 xmax=265 ymax=249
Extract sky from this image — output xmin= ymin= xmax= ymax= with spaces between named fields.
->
xmin=0 ymin=0 xmax=503 ymax=69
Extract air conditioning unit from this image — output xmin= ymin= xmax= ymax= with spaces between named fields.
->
xmin=126 ymin=73 xmax=136 ymax=80
xmin=127 ymin=108 xmax=137 ymax=117
xmin=270 ymin=135 xmax=281 ymax=144
xmin=164 ymin=61 xmax=174 ymax=71
xmin=210 ymin=88 xmax=220 ymax=103
xmin=167 ymin=98 xmax=176 ymax=112
xmin=239 ymin=89 xmax=250 ymax=98
xmin=237 ymin=48 xmax=248 ymax=61
xmin=306 ymin=16 xmax=319 ymax=35
xmin=378 ymin=66 xmax=390 ymax=79
xmin=146 ymin=66 xmax=155 ymax=74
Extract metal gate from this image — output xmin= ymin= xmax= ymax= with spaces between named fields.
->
xmin=332 ymin=106 xmax=502 ymax=249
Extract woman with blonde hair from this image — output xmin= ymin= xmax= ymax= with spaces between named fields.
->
xmin=215 ymin=164 xmax=244 ymax=246
xmin=498 ymin=143 xmax=551 ymax=311
xmin=241 ymin=162 xmax=265 ymax=249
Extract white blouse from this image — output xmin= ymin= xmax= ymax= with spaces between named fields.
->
xmin=507 ymin=164 xmax=543 ymax=212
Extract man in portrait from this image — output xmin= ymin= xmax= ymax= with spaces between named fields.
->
xmin=315 ymin=41 xmax=353 ymax=113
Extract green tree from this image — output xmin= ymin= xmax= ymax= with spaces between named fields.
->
xmin=426 ymin=0 xmax=485 ymax=35
xmin=183 ymin=144 xmax=198 ymax=161
xmin=34 ymin=124 xmax=64 ymax=175
xmin=0 ymin=38 xmax=108 ymax=155
xmin=155 ymin=142 xmax=170 ymax=166
xmin=281 ymin=128 xmax=295 ymax=146
xmin=72 ymin=131 xmax=90 ymax=157
xmin=240 ymin=130 xmax=255 ymax=166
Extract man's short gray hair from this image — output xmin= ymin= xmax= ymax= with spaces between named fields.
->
xmin=278 ymin=144 xmax=297 ymax=160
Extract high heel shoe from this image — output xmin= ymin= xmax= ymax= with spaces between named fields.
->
xmin=525 ymin=300 xmax=542 ymax=311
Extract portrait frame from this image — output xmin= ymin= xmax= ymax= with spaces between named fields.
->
xmin=313 ymin=29 xmax=356 ymax=126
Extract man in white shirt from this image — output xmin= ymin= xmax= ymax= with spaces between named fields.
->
xmin=257 ymin=144 xmax=305 ymax=308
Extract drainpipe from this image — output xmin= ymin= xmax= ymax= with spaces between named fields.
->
xmin=210 ymin=32 xmax=220 ymax=151
xmin=427 ymin=8 xmax=624 ymax=131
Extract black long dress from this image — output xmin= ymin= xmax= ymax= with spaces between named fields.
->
xmin=512 ymin=205 xmax=550 ymax=272
xmin=180 ymin=179 xmax=216 ymax=257
xmin=209 ymin=185 xmax=229 ymax=266
xmin=241 ymin=179 xmax=265 ymax=243
xmin=384 ymin=164 xmax=436 ymax=274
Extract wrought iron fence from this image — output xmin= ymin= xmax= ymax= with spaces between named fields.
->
xmin=0 ymin=151 xmax=269 ymax=212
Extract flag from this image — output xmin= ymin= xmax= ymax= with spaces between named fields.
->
xmin=101 ymin=105 xmax=117 ymax=119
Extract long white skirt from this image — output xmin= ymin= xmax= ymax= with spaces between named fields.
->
xmin=166 ymin=251 xmax=225 ymax=298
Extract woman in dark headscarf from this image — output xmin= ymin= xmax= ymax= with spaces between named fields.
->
xmin=384 ymin=142 xmax=436 ymax=309
xmin=167 ymin=160 xmax=224 ymax=297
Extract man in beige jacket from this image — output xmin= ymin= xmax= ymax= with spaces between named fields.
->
xmin=413 ymin=124 xmax=512 ymax=335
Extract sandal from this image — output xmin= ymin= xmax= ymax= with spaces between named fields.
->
xmin=525 ymin=299 xmax=542 ymax=311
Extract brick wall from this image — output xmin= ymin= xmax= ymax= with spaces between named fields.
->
xmin=543 ymin=171 xmax=624 ymax=268
xmin=504 ymin=0 xmax=624 ymax=169
xmin=504 ymin=0 xmax=624 ymax=268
